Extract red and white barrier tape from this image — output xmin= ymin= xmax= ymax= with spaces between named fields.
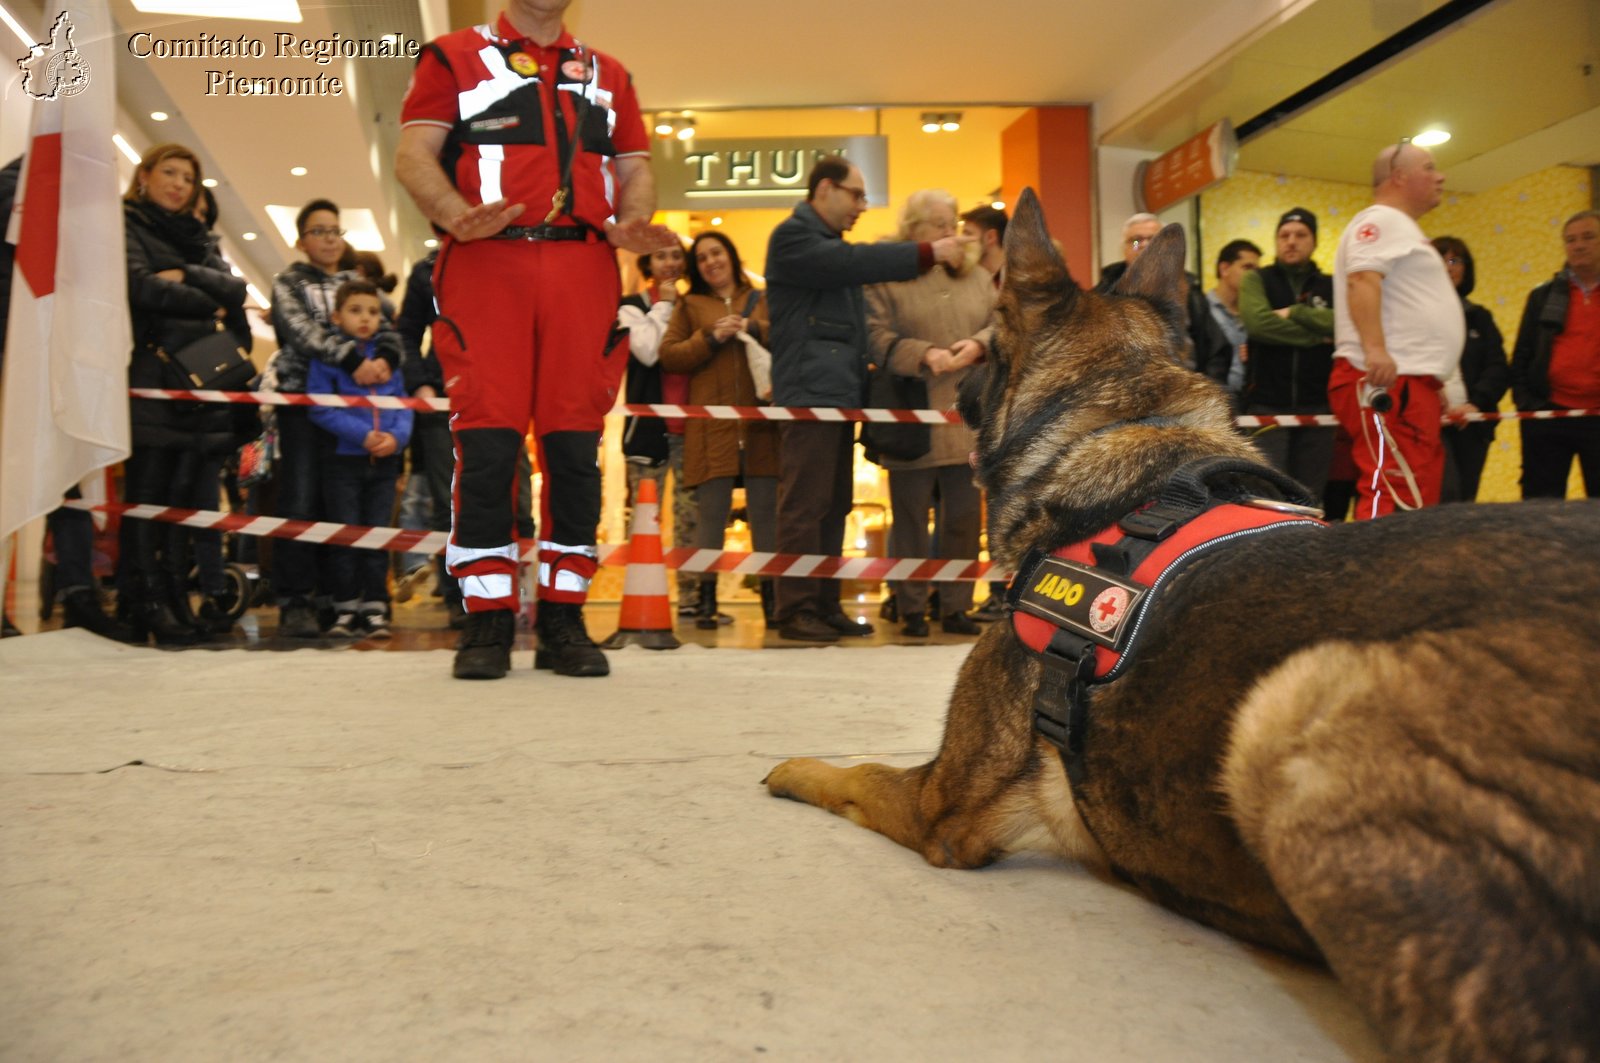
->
xmin=127 ymin=387 xmax=1600 ymax=428
xmin=60 ymin=500 xmax=1005 ymax=582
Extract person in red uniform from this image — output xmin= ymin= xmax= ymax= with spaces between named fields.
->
xmin=397 ymin=0 xmax=673 ymax=680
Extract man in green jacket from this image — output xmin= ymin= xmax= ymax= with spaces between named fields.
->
xmin=1239 ymin=207 xmax=1337 ymax=502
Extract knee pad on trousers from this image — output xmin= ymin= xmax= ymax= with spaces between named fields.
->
xmin=538 ymin=430 xmax=602 ymax=546
xmin=452 ymin=427 xmax=526 ymax=548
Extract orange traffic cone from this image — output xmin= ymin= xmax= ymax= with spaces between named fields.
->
xmin=601 ymin=477 xmax=681 ymax=650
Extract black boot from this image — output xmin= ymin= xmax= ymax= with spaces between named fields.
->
xmin=139 ymin=599 xmax=203 ymax=645
xmin=454 ymin=609 xmax=515 ymax=679
xmin=694 ymin=580 xmax=720 ymax=630
xmin=758 ymin=578 xmax=776 ymax=624
xmin=534 ymin=602 xmax=609 ymax=677
xmin=196 ymin=595 xmax=236 ymax=636
xmin=60 ymin=587 xmax=138 ymax=642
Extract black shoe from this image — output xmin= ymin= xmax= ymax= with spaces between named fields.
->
xmin=902 ymin=616 xmax=930 ymax=637
xmin=60 ymin=588 xmax=138 ymax=641
xmin=879 ymin=595 xmax=900 ymax=622
xmin=778 ymin=612 xmax=840 ymax=643
xmin=758 ymin=579 xmax=776 ymax=624
xmin=196 ymin=596 xmax=236 ymax=635
xmin=454 ymin=609 xmax=515 ymax=679
xmin=534 ymin=602 xmax=609 ymax=676
xmin=970 ymin=596 xmax=1007 ymax=622
xmin=1 ymin=612 xmax=20 ymax=638
xmin=140 ymin=600 xmax=204 ymax=645
xmin=941 ymin=612 xmax=982 ymax=635
xmin=278 ymin=600 xmax=320 ymax=639
xmin=693 ymin=581 xmax=721 ymax=631
xmin=822 ymin=611 xmax=874 ymax=637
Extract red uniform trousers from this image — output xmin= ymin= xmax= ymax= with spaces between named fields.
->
xmin=430 ymin=234 xmax=626 ymax=610
xmin=1328 ymin=358 xmax=1445 ymax=520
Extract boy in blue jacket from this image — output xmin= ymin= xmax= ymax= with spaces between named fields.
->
xmin=308 ymin=280 xmax=413 ymax=637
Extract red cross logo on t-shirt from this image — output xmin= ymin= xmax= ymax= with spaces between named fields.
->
xmin=1356 ymin=223 xmax=1381 ymax=243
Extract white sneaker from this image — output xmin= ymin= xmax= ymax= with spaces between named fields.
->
xmin=360 ymin=612 xmax=392 ymax=640
xmin=329 ymin=612 xmax=359 ymax=637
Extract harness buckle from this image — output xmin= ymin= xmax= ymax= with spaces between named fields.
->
xmin=1117 ymin=502 xmax=1188 ymax=542
xmin=1032 ymin=629 xmax=1096 ymax=759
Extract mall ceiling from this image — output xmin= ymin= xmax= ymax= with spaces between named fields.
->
xmin=5 ymin=0 xmax=1595 ymax=303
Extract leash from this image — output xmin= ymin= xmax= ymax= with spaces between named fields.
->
xmin=1357 ymin=381 xmax=1424 ymax=518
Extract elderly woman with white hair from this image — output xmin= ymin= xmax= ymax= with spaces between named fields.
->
xmin=865 ymin=188 xmax=994 ymax=637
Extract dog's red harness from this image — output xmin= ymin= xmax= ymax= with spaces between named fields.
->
xmin=1006 ymin=458 xmax=1325 ymax=784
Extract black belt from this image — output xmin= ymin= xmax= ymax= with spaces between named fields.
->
xmin=493 ymin=224 xmax=598 ymax=242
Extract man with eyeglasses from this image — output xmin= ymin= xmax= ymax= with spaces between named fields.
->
xmin=1509 ymin=210 xmax=1600 ymax=499
xmin=1095 ymin=213 xmax=1231 ymax=385
xmin=764 ymin=157 xmax=966 ymax=642
xmin=1330 ymin=140 xmax=1467 ymax=519
xmin=269 ymin=198 xmax=404 ymax=638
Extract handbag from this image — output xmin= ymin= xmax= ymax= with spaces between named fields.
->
xmin=860 ymin=363 xmax=931 ymax=464
xmin=737 ymin=290 xmax=772 ymax=401
xmin=155 ymin=326 xmax=255 ymax=391
xmin=237 ymin=424 xmax=278 ymax=487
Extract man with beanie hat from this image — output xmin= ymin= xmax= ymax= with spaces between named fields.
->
xmin=1238 ymin=206 xmax=1337 ymax=502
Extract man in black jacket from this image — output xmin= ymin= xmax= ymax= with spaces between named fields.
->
xmin=764 ymin=158 xmax=964 ymax=642
xmin=1237 ymin=207 xmax=1336 ymax=502
xmin=1509 ymin=209 xmax=1600 ymax=499
xmin=1095 ymin=213 xmax=1231 ymax=385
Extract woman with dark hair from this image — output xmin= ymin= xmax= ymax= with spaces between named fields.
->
xmin=122 ymin=142 xmax=252 ymax=641
xmin=1432 ymin=236 xmax=1509 ymax=502
xmin=659 ymin=231 xmax=777 ymax=628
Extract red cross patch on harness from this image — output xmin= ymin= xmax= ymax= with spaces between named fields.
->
xmin=1089 ymin=587 xmax=1131 ymax=633
xmin=1356 ymin=223 xmax=1381 ymax=243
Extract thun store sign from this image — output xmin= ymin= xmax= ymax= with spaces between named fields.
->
xmin=652 ymin=136 xmax=888 ymax=211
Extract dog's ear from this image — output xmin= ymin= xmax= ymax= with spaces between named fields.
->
xmin=1113 ymin=223 xmax=1187 ymax=307
xmin=1003 ymin=188 xmax=1079 ymax=306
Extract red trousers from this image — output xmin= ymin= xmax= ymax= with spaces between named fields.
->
xmin=431 ymin=235 xmax=626 ymax=608
xmin=1328 ymin=358 xmax=1445 ymax=520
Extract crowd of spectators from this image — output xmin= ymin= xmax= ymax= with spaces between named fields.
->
xmin=5 ymin=140 xmax=1596 ymax=649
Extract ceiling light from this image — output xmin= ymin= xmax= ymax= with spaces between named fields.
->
xmin=289 ymin=166 xmax=307 ymax=176
xmin=675 ymin=118 xmax=696 ymax=141
xmin=242 ymin=232 xmax=257 ymax=241
xmin=150 ymin=111 xmax=169 ymax=122
xmin=654 ymin=120 xmax=674 ymax=136
xmin=920 ymin=112 xmax=963 ymax=134
xmin=129 ymin=0 xmax=302 ymax=23
xmin=111 ymin=133 xmax=141 ymax=165
xmin=1412 ymin=129 xmax=1451 ymax=148
xmin=201 ymin=178 xmax=218 ymax=188
xmin=941 ymin=120 xmax=960 ymax=132
xmin=711 ymin=217 xmax=723 ymax=227
xmin=991 ymin=200 xmax=1006 ymax=211
xmin=921 ymin=120 xmax=940 ymax=134
xmin=0 ymin=2 xmax=33 ymax=49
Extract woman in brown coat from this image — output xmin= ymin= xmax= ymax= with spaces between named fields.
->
xmin=866 ymin=189 xmax=994 ymax=637
xmin=659 ymin=232 xmax=778 ymax=627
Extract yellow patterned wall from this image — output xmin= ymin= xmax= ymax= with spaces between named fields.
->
xmin=1200 ymin=165 xmax=1594 ymax=501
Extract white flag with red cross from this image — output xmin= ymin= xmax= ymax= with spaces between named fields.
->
xmin=0 ymin=0 xmax=131 ymax=549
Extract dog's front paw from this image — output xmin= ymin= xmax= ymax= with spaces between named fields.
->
xmin=763 ymin=757 xmax=823 ymax=802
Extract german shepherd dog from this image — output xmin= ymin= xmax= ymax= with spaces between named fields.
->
xmin=765 ymin=190 xmax=1600 ymax=1060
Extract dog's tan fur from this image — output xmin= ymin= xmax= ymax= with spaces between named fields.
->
xmin=765 ymin=190 xmax=1600 ymax=1060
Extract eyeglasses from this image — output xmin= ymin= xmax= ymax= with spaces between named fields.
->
xmin=302 ymin=226 xmax=346 ymax=239
xmin=1388 ymin=135 xmax=1412 ymax=177
xmin=833 ymin=183 xmax=869 ymax=205
xmin=1127 ymin=237 xmax=1156 ymax=250
xmin=1443 ymin=256 xmax=1463 ymax=266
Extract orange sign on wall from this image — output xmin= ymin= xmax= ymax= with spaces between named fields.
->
xmin=1135 ymin=119 xmax=1238 ymax=214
